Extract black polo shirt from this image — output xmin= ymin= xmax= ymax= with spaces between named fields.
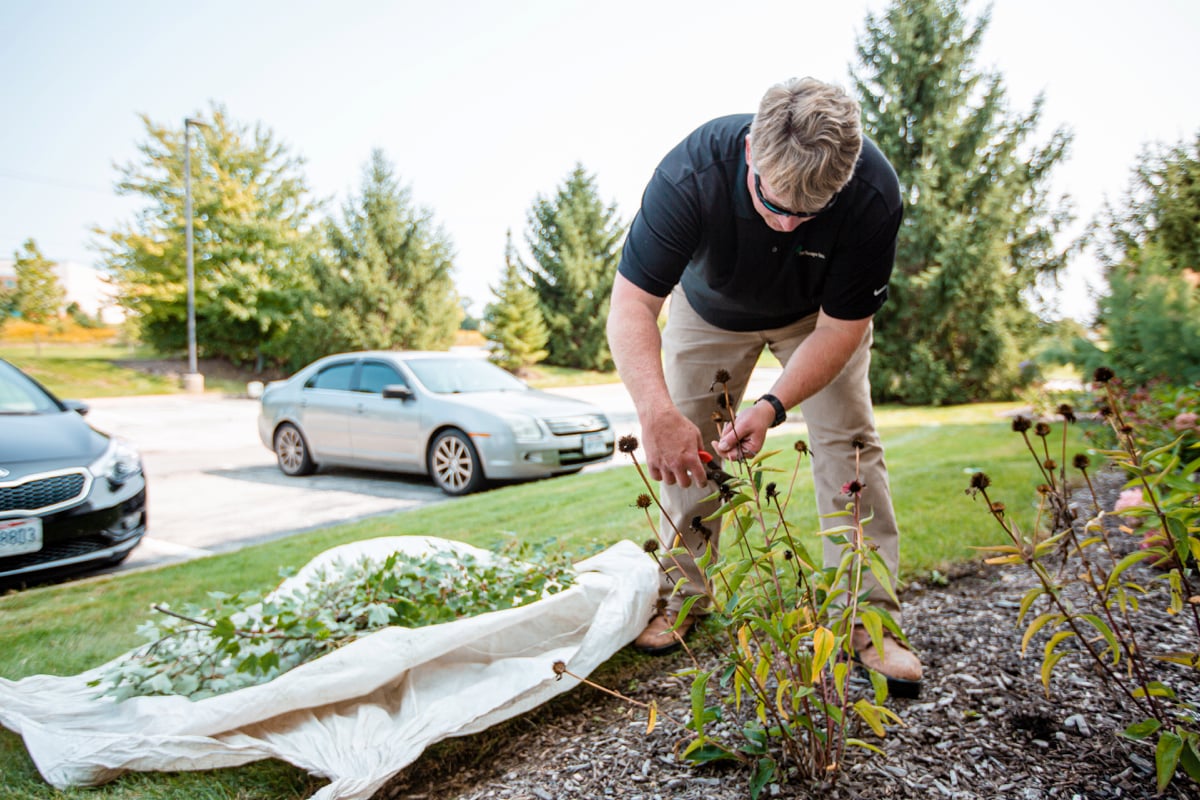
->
xmin=618 ymin=114 xmax=902 ymax=330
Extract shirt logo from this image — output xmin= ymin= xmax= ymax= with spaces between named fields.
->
xmin=795 ymin=249 xmax=825 ymax=260
xmin=0 ymin=468 xmax=9 ymax=478
xmin=873 ymin=285 xmax=888 ymax=296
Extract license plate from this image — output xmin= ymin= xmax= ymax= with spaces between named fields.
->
xmin=0 ymin=517 xmax=43 ymax=557
xmin=582 ymin=432 xmax=606 ymax=457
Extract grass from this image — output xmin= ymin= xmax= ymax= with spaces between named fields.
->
xmin=0 ymin=399 xmax=1095 ymax=798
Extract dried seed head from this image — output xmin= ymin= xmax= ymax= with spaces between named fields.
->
xmin=690 ymin=516 xmax=714 ymax=541
xmin=1120 ymin=424 xmax=1134 ymax=435
xmin=765 ymin=482 xmax=778 ymax=499
xmin=1043 ymin=458 xmax=1057 ymax=470
xmin=618 ymin=435 xmax=639 ymax=453
xmin=1037 ymin=483 xmax=1051 ymax=495
xmin=1057 ymin=404 xmax=1077 ymax=423
xmin=851 ymin=436 xmax=866 ymax=451
xmin=713 ymin=369 xmax=731 ymax=385
xmin=990 ymin=502 xmax=1006 ymax=513
xmin=1012 ymin=416 xmax=1032 ymax=433
xmin=711 ymin=411 xmax=725 ymax=424
xmin=794 ymin=440 xmax=809 ymax=455
xmin=1093 ymin=366 xmax=1115 ymax=384
xmin=716 ymin=394 xmax=731 ymax=409
xmin=783 ymin=550 xmax=794 ymax=560
xmin=970 ymin=472 xmax=991 ymax=490
xmin=635 ymin=494 xmax=652 ymax=509
xmin=1073 ymin=453 xmax=1091 ymax=470
xmin=1034 ymin=422 xmax=1052 ymax=438
xmin=642 ymin=538 xmax=660 ymax=554
xmin=1098 ymin=403 xmax=1113 ymax=418
xmin=552 ymin=660 xmax=567 ymax=677
xmin=654 ymin=597 xmax=668 ymax=614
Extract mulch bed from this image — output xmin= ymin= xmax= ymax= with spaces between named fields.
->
xmin=381 ymin=469 xmax=1200 ymax=800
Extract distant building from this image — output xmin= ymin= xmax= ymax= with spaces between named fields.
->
xmin=0 ymin=258 xmax=124 ymax=324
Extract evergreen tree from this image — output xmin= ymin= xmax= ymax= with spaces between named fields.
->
xmin=485 ymin=231 xmax=549 ymax=375
xmin=98 ymin=104 xmax=320 ymax=369
xmin=12 ymin=239 xmax=65 ymax=323
xmin=298 ymin=149 xmax=460 ymax=364
xmin=522 ymin=164 xmax=624 ymax=371
xmin=1082 ymin=131 xmax=1200 ymax=385
xmin=852 ymin=0 xmax=1073 ymax=404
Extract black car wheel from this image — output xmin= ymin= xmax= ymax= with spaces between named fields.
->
xmin=429 ymin=429 xmax=486 ymax=495
xmin=274 ymin=423 xmax=316 ymax=476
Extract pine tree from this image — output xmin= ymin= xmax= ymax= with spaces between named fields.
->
xmin=485 ymin=231 xmax=549 ymax=375
xmin=98 ymin=104 xmax=320 ymax=370
xmin=852 ymin=0 xmax=1073 ymax=404
xmin=298 ymin=149 xmax=460 ymax=364
xmin=523 ymin=164 xmax=624 ymax=371
xmin=12 ymin=239 xmax=65 ymax=323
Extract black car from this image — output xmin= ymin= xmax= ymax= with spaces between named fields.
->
xmin=0 ymin=358 xmax=147 ymax=586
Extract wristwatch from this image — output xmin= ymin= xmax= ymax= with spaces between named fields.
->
xmin=757 ymin=394 xmax=787 ymax=427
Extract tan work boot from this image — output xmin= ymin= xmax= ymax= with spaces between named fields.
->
xmin=633 ymin=612 xmax=696 ymax=656
xmin=852 ymin=626 xmax=923 ymax=698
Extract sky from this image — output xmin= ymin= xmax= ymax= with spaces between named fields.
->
xmin=2 ymin=0 xmax=1198 ymax=322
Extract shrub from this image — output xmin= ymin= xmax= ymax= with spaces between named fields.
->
xmin=967 ymin=368 xmax=1200 ymax=794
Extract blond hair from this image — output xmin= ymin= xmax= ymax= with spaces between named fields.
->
xmin=749 ymin=77 xmax=862 ymax=213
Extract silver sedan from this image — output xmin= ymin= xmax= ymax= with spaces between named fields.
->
xmin=257 ymin=352 xmax=615 ymax=495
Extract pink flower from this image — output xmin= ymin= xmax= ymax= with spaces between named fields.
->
xmin=841 ymin=480 xmax=865 ymax=496
xmin=1114 ymin=487 xmax=1146 ymax=528
xmin=1173 ymin=411 xmax=1198 ymax=431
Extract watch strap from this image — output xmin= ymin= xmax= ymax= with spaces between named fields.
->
xmin=757 ymin=394 xmax=787 ymax=427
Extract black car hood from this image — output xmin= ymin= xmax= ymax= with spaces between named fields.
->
xmin=0 ymin=411 xmax=109 ymax=476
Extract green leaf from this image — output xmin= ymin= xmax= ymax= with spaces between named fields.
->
xmin=749 ymin=757 xmax=776 ymax=800
xmin=1157 ymin=731 xmax=1184 ymax=794
xmin=1123 ymin=718 xmax=1163 ymax=740
xmin=1179 ymin=734 xmax=1200 ymax=782
xmin=1078 ymin=614 xmax=1120 ymax=664
xmin=690 ymin=671 xmax=711 ymax=733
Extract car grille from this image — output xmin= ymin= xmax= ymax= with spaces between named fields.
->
xmin=0 ymin=469 xmax=91 ymax=516
xmin=0 ymin=534 xmax=112 ymax=571
xmin=545 ymin=414 xmax=608 ymax=435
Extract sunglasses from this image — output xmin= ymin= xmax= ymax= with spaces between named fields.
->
xmin=753 ymin=172 xmax=837 ymax=219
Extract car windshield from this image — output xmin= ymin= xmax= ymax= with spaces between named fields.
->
xmin=404 ymin=357 xmax=527 ymax=394
xmin=0 ymin=360 xmax=62 ymax=414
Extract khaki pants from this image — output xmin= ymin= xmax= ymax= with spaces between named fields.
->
xmin=657 ymin=287 xmax=901 ymax=618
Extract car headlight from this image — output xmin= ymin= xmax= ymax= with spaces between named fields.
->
xmin=500 ymin=413 xmax=545 ymax=443
xmin=89 ymin=437 xmax=144 ymax=487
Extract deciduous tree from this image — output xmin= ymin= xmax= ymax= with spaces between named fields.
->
xmin=12 ymin=239 xmax=65 ymax=324
xmin=1084 ymin=132 xmax=1200 ymax=385
xmin=98 ymin=104 xmax=320 ymax=370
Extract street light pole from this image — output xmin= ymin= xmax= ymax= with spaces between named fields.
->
xmin=183 ymin=117 xmax=208 ymax=393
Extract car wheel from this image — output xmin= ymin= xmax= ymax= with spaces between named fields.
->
xmin=429 ymin=429 xmax=486 ymax=495
xmin=275 ymin=423 xmax=316 ymax=476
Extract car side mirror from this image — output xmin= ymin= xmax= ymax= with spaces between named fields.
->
xmin=63 ymin=399 xmax=90 ymax=416
xmin=382 ymin=384 xmax=414 ymax=401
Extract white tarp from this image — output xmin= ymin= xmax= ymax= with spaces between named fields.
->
xmin=0 ymin=536 xmax=660 ymax=799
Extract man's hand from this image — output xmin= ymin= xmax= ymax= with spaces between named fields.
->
xmin=712 ymin=401 xmax=775 ymax=461
xmin=640 ymin=408 xmax=707 ymax=488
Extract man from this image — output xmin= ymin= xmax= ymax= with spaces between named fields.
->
xmin=606 ymin=77 xmax=922 ymax=690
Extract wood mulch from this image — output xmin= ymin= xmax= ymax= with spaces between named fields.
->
xmin=380 ymin=469 xmax=1200 ymax=800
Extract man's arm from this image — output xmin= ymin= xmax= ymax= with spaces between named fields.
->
xmin=713 ymin=311 xmax=871 ymax=460
xmin=607 ymin=274 xmax=708 ymax=487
